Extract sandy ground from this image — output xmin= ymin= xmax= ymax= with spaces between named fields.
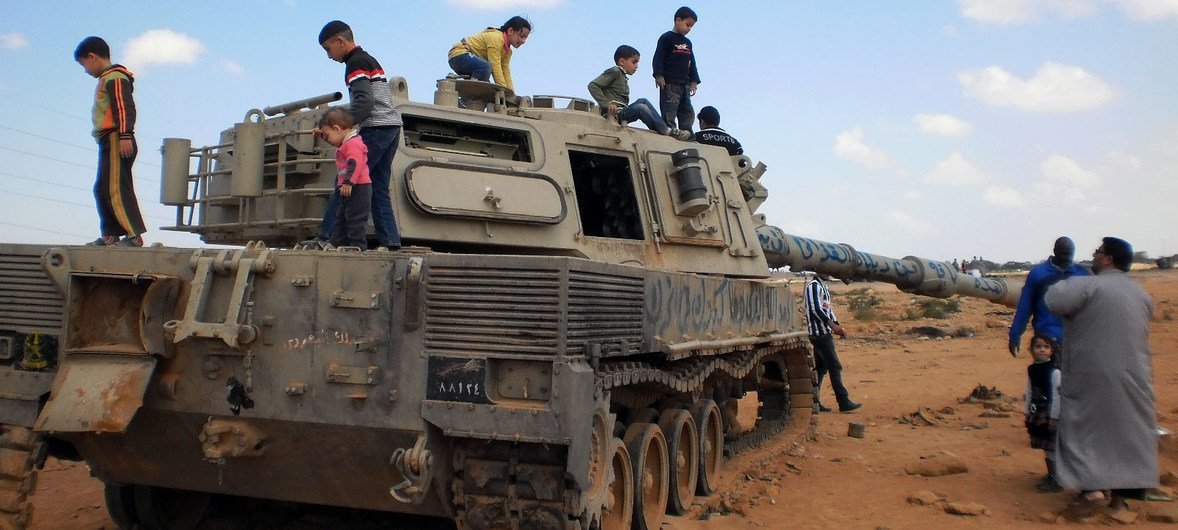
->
xmin=26 ymin=269 xmax=1178 ymax=529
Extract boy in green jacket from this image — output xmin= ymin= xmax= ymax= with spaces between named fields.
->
xmin=588 ymin=45 xmax=691 ymax=141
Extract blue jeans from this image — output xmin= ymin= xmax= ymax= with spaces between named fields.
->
xmin=449 ymin=53 xmax=492 ymax=82
xmin=659 ymin=83 xmax=695 ymax=132
xmin=617 ymin=98 xmax=670 ymax=135
xmin=318 ymin=126 xmax=402 ymax=248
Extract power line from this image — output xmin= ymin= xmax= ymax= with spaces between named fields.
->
xmin=0 ymin=90 xmax=90 ymax=123
xmin=0 ymin=145 xmax=93 ymax=170
xmin=0 ymin=186 xmax=172 ymax=223
xmin=0 ymin=220 xmax=90 ymax=240
xmin=0 ymin=170 xmax=93 ymax=193
xmin=0 ymin=124 xmax=93 ymax=152
xmin=0 ymin=144 xmax=159 ymax=184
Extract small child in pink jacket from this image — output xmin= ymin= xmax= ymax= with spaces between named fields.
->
xmin=317 ymin=108 xmax=371 ymax=248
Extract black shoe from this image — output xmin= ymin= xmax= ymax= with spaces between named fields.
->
xmin=1036 ymin=475 xmax=1063 ymax=493
xmin=838 ymin=401 xmax=862 ymax=413
xmin=817 ymin=403 xmax=832 ymax=413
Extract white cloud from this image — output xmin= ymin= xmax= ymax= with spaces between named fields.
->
xmin=1109 ymin=0 xmax=1178 ymax=20
xmin=903 ymin=190 xmax=923 ymax=202
xmin=0 ymin=32 xmax=28 ymax=51
xmin=923 ymin=152 xmax=989 ymax=186
xmin=123 ymin=29 xmax=205 ymax=71
xmin=446 ymin=0 xmax=562 ymax=9
xmin=913 ymin=113 xmax=973 ymax=137
xmin=833 ymin=128 xmax=893 ymax=170
xmin=220 ymin=60 xmax=245 ymax=77
xmin=958 ymin=0 xmax=1097 ymax=24
xmin=958 ymin=0 xmax=1039 ymax=24
xmin=957 ymin=62 xmax=1114 ymax=113
xmin=982 ymin=185 xmax=1027 ymax=208
xmin=1034 ymin=154 xmax=1101 ymax=206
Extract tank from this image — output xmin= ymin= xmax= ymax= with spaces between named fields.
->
xmin=0 ymin=79 xmax=1022 ymax=530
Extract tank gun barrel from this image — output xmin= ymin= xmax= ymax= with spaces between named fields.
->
xmin=262 ymin=91 xmax=343 ymax=117
xmin=757 ymin=225 xmax=1019 ymax=307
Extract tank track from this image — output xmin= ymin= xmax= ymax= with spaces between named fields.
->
xmin=0 ymin=425 xmax=44 ymax=530
xmin=450 ymin=336 xmax=815 ymax=530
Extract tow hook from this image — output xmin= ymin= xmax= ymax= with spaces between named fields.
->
xmin=389 ymin=434 xmax=433 ymax=504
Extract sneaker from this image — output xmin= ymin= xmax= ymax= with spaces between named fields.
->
xmin=298 ymin=237 xmax=329 ymax=250
xmin=86 ymin=236 xmax=118 ymax=246
xmin=838 ymin=401 xmax=862 ymax=413
xmin=669 ymin=128 xmax=692 ymax=141
xmin=116 ymin=235 xmax=144 ymax=247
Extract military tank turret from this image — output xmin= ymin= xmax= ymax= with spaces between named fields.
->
xmin=0 ymin=78 xmax=1019 ymax=530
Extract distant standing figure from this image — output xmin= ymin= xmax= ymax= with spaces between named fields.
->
xmin=653 ymin=6 xmax=700 ymax=131
xmin=311 ymin=20 xmax=403 ymax=250
xmin=1045 ymin=237 xmax=1157 ymax=514
xmin=803 ymin=274 xmax=861 ymax=413
xmin=694 ymin=105 xmax=743 ymax=155
xmin=316 ymin=109 xmax=371 ymax=249
xmin=1024 ymin=333 xmax=1062 ymax=492
xmin=74 ymin=36 xmax=146 ymax=247
xmin=1008 ymin=237 xmax=1090 ymax=357
xmin=587 ymin=45 xmax=691 ymax=140
xmin=447 ymin=16 xmax=532 ymax=92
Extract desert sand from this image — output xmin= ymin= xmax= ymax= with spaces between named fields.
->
xmin=27 ymin=269 xmax=1178 ymax=529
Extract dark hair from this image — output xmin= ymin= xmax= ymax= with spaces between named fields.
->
xmin=74 ymin=36 xmax=110 ymax=60
xmin=500 ymin=16 xmax=532 ymax=33
xmin=698 ymin=106 xmax=720 ymax=127
xmin=1030 ymin=333 xmax=1061 ymax=361
xmin=1102 ymin=237 xmax=1133 ymax=272
xmin=675 ymin=6 xmax=698 ymax=21
xmin=319 ymin=108 xmax=354 ymax=129
xmin=318 ymin=20 xmax=353 ymax=44
xmin=613 ymin=45 xmax=639 ymax=63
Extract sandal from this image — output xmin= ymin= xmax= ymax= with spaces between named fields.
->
xmin=1060 ymin=491 xmax=1108 ymax=519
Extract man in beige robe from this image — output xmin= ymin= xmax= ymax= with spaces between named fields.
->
xmin=1045 ymin=237 xmax=1157 ymax=512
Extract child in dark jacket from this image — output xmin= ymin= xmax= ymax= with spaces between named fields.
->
xmin=652 ymin=6 xmax=700 ymax=132
xmin=1025 ymin=333 xmax=1062 ymax=492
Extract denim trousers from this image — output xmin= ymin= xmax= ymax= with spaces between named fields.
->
xmin=618 ymin=98 xmax=670 ymax=135
xmin=659 ymin=83 xmax=695 ymax=132
xmin=317 ymin=126 xmax=402 ymax=248
xmin=448 ymin=53 xmax=492 ymax=82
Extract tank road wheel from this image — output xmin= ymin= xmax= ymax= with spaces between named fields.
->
xmin=0 ymin=424 xmax=44 ymax=530
xmin=103 ymin=484 xmax=139 ymax=528
xmin=657 ymin=409 xmax=697 ymax=515
xmin=132 ymin=485 xmax=211 ymax=530
xmin=690 ymin=400 xmax=723 ymax=496
xmin=599 ymin=438 xmax=633 ymax=530
xmin=623 ymin=423 xmax=667 ymax=530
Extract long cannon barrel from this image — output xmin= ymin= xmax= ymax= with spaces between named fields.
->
xmin=756 ymin=225 xmax=1020 ymax=307
xmin=262 ymin=91 xmax=343 ymax=117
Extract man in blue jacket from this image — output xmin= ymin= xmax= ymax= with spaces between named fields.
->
xmin=1008 ymin=237 xmax=1090 ymax=357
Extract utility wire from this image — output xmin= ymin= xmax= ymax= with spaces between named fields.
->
xmin=0 ymin=124 xmax=93 ymax=152
xmin=0 ymin=91 xmax=90 ymax=123
xmin=0 ymin=144 xmax=159 ymax=184
xmin=0 ymin=169 xmax=93 ymax=193
xmin=0 ymin=220 xmax=90 ymax=239
xmin=0 ymin=186 xmax=171 ymax=223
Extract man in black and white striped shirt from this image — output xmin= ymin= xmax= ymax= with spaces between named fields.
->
xmin=804 ymin=274 xmax=862 ymax=413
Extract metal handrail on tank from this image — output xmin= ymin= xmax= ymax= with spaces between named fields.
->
xmin=160 ymin=95 xmax=349 ymax=234
xmin=756 ymin=225 xmax=1020 ymax=307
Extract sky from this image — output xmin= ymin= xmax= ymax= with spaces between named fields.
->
xmin=0 ymin=0 xmax=1176 ymax=263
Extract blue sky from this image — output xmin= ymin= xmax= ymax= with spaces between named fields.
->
xmin=1 ymin=0 xmax=1175 ymax=262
